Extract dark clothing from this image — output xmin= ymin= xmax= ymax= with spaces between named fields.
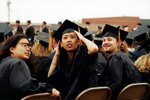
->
xmin=0 ymin=56 xmax=53 ymax=100
xmin=35 ymin=52 xmax=55 ymax=82
xmin=25 ymin=26 xmax=35 ymax=43
xmin=104 ymin=52 xmax=141 ymax=100
xmin=129 ymin=46 xmax=148 ymax=62
xmin=16 ymin=25 xmax=23 ymax=34
xmin=42 ymin=26 xmax=49 ymax=33
xmin=140 ymin=72 xmax=150 ymax=83
xmin=47 ymin=46 xmax=98 ymax=100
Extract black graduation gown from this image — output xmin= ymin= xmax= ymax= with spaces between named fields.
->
xmin=47 ymin=46 xmax=98 ymax=100
xmin=104 ymin=52 xmax=141 ymax=100
xmin=128 ymin=46 xmax=148 ymax=62
xmin=35 ymin=52 xmax=55 ymax=82
xmin=0 ymin=56 xmax=53 ymax=100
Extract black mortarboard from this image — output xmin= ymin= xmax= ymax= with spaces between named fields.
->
xmin=36 ymin=32 xmax=50 ymax=47
xmin=55 ymin=19 xmax=87 ymax=40
xmin=102 ymin=24 xmax=119 ymax=39
xmin=125 ymin=31 xmax=135 ymax=45
xmin=134 ymin=25 xmax=149 ymax=42
xmin=119 ymin=29 xmax=128 ymax=41
xmin=84 ymin=31 xmax=96 ymax=41
xmin=36 ymin=32 xmax=49 ymax=43
xmin=0 ymin=23 xmax=13 ymax=35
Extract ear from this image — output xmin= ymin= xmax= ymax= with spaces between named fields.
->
xmin=9 ymin=47 xmax=15 ymax=53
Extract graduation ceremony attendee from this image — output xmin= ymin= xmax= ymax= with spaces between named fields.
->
xmin=35 ymin=29 xmax=59 ymax=82
xmin=0 ymin=22 xmax=13 ymax=42
xmin=32 ymin=31 xmax=52 ymax=59
xmin=134 ymin=52 xmax=150 ymax=83
xmin=129 ymin=25 xmax=150 ymax=62
xmin=47 ymin=19 xmax=99 ymax=100
xmin=101 ymin=24 xmax=141 ymax=100
xmin=25 ymin=20 xmax=35 ymax=44
xmin=15 ymin=20 xmax=24 ymax=34
xmin=0 ymin=34 xmax=60 ymax=100
xmin=40 ymin=21 xmax=49 ymax=33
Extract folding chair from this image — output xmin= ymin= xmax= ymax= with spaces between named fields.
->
xmin=75 ymin=86 xmax=112 ymax=100
xmin=117 ymin=83 xmax=150 ymax=100
xmin=21 ymin=92 xmax=61 ymax=100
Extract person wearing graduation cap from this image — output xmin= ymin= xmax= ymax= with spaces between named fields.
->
xmin=31 ymin=31 xmax=52 ymax=59
xmin=101 ymin=24 xmax=141 ymax=100
xmin=0 ymin=34 xmax=60 ymax=100
xmin=128 ymin=25 xmax=150 ymax=62
xmin=0 ymin=22 xmax=13 ymax=41
xmin=47 ymin=19 xmax=99 ymax=100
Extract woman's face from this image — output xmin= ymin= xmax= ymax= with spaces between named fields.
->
xmin=61 ymin=32 xmax=80 ymax=52
xmin=102 ymin=36 xmax=119 ymax=54
xmin=10 ymin=38 xmax=31 ymax=60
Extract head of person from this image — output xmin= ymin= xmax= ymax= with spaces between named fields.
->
xmin=32 ymin=32 xmax=51 ymax=57
xmin=27 ymin=20 xmax=31 ymax=26
xmin=16 ymin=20 xmax=20 ymax=26
xmin=55 ymin=19 xmax=87 ymax=52
xmin=102 ymin=24 xmax=128 ymax=54
xmin=42 ymin=21 xmax=46 ymax=27
xmin=0 ymin=34 xmax=31 ymax=60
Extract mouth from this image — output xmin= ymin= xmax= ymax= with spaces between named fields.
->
xmin=25 ymin=52 xmax=31 ymax=57
xmin=67 ymin=44 xmax=72 ymax=48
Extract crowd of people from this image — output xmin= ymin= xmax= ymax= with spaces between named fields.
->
xmin=0 ymin=19 xmax=150 ymax=100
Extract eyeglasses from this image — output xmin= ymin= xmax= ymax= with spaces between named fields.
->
xmin=18 ymin=42 xmax=31 ymax=48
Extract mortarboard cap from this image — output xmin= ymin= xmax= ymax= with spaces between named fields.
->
xmin=36 ymin=32 xmax=50 ymax=47
xmin=125 ymin=31 xmax=135 ymax=45
xmin=119 ymin=29 xmax=128 ymax=41
xmin=134 ymin=25 xmax=149 ymax=42
xmin=84 ymin=31 xmax=96 ymax=41
xmin=36 ymin=32 xmax=49 ymax=43
xmin=0 ymin=23 xmax=13 ymax=36
xmin=55 ymin=19 xmax=87 ymax=40
xmin=102 ymin=24 xmax=119 ymax=39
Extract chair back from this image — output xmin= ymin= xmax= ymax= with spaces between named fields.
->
xmin=21 ymin=93 xmax=61 ymax=100
xmin=75 ymin=86 xmax=112 ymax=100
xmin=117 ymin=83 xmax=150 ymax=100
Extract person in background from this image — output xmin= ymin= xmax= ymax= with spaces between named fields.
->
xmin=0 ymin=34 xmax=60 ymax=100
xmin=101 ymin=24 xmax=141 ymax=100
xmin=47 ymin=19 xmax=99 ymax=100
xmin=134 ymin=53 xmax=150 ymax=83
xmin=25 ymin=20 xmax=35 ymax=44
xmin=15 ymin=20 xmax=24 ymax=34
xmin=129 ymin=25 xmax=150 ymax=62
xmin=40 ymin=21 xmax=49 ymax=33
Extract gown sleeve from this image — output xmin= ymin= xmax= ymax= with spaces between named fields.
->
xmin=9 ymin=60 xmax=53 ymax=98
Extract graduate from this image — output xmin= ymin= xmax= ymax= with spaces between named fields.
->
xmin=101 ymin=24 xmax=141 ymax=100
xmin=0 ymin=34 xmax=60 ymax=100
xmin=47 ymin=19 xmax=99 ymax=100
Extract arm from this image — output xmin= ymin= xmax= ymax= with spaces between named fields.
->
xmin=74 ymin=31 xmax=98 ymax=55
xmin=48 ymin=42 xmax=60 ymax=77
xmin=10 ymin=60 xmax=60 ymax=97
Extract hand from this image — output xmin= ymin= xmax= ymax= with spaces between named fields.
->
xmin=51 ymin=88 xmax=60 ymax=97
xmin=74 ymin=30 xmax=84 ymax=40
xmin=55 ymin=41 xmax=61 ymax=56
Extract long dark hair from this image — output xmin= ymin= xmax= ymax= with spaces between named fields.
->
xmin=0 ymin=34 xmax=28 ymax=60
